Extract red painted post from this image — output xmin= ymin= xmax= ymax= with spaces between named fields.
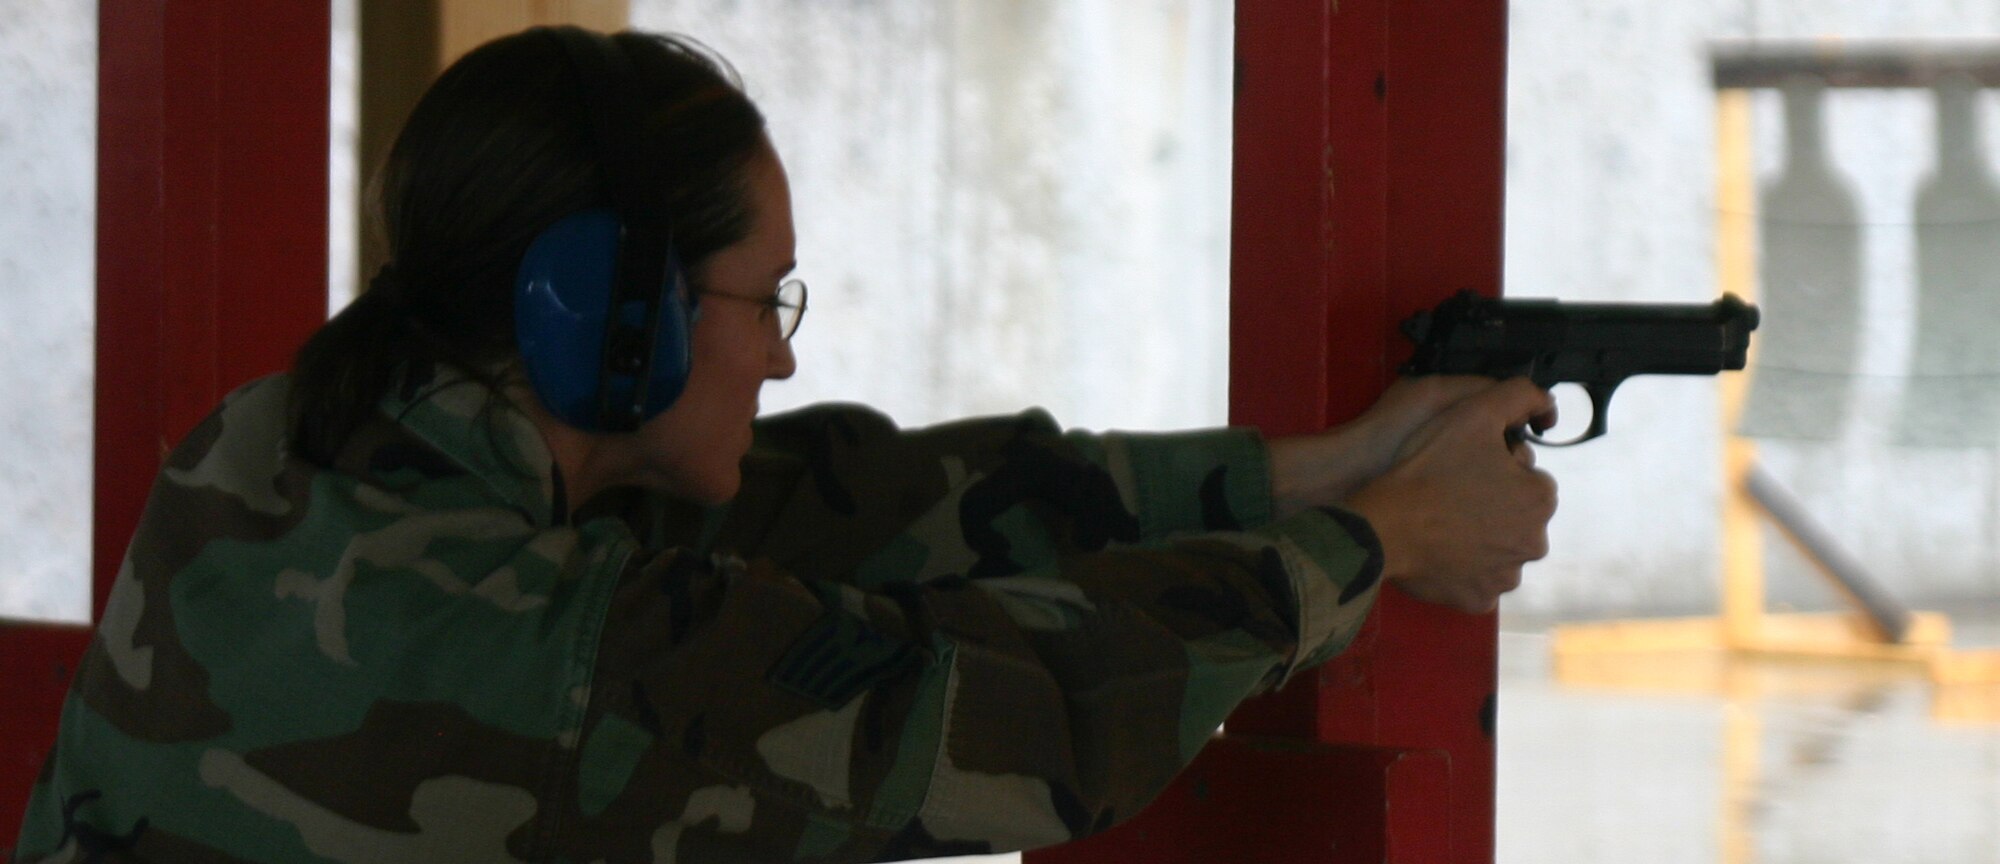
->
xmin=98 ymin=0 xmax=332 ymax=619
xmin=0 ymin=1 xmax=328 ymax=850
xmin=1029 ymin=0 xmax=1510 ymax=860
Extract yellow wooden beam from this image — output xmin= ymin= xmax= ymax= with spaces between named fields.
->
xmin=1715 ymin=89 xmax=1766 ymax=648
xmin=1931 ymin=648 xmax=2000 ymax=686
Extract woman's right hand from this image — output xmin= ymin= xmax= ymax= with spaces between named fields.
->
xmin=1341 ymin=377 xmax=1559 ymax=614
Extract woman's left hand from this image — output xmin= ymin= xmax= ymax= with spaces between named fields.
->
xmin=1268 ymin=376 xmax=1542 ymax=516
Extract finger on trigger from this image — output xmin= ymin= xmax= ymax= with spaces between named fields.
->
xmin=1456 ymin=379 xmax=1553 ymax=446
xmin=1499 ymin=377 xmax=1557 ymax=429
xmin=1513 ymin=441 xmax=1537 ymax=469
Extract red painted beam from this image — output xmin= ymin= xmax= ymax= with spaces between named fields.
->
xmin=1230 ymin=0 xmax=1511 ymax=859
xmin=1225 ymin=0 xmax=1343 ymax=439
xmin=96 ymin=0 xmax=330 ymax=619
xmin=1227 ymin=0 xmax=1393 ymax=442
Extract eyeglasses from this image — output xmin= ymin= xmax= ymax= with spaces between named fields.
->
xmin=695 ymin=278 xmax=808 ymax=341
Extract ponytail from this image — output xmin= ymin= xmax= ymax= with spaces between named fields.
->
xmin=288 ymin=266 xmax=427 ymax=463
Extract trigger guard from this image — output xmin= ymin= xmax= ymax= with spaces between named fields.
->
xmin=1524 ymin=426 xmax=1599 ymax=447
xmin=1523 ymin=383 xmax=1614 ymax=447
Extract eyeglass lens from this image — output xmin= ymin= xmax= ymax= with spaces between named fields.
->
xmin=777 ymin=278 xmax=807 ymax=340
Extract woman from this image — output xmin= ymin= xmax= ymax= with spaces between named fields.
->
xmin=17 ymin=26 xmax=1555 ymax=864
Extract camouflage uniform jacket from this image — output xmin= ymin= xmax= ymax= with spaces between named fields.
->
xmin=17 ymin=371 xmax=1383 ymax=863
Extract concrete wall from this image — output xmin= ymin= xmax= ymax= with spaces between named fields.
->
xmin=625 ymin=0 xmax=1234 ymax=433
xmin=0 ymin=0 xmax=96 ymax=622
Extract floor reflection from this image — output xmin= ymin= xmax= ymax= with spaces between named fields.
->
xmin=1498 ymin=626 xmax=2000 ymax=863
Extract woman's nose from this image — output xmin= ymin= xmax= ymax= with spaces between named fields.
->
xmin=767 ymin=336 xmax=797 ymax=380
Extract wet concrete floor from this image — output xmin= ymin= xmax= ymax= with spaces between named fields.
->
xmin=1498 ymin=623 xmax=2000 ymax=863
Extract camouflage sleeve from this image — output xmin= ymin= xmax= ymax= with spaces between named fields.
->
xmin=724 ymin=404 xmax=1379 ymax=671
xmin=566 ymin=404 xmax=1382 ymax=860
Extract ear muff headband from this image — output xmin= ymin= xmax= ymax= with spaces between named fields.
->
xmin=513 ymin=27 xmax=696 ymax=433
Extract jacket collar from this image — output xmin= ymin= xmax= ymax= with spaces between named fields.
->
xmin=377 ymin=367 xmax=565 ymax=527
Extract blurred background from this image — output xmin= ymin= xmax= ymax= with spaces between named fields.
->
xmin=5 ymin=1 xmax=1999 ymax=860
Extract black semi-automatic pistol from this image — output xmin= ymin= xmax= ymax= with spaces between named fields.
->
xmin=1399 ymin=291 xmax=1760 ymax=445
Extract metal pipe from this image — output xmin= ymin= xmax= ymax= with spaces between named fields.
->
xmin=1742 ymin=464 xmax=1913 ymax=643
xmin=1712 ymin=39 xmax=2000 ymax=89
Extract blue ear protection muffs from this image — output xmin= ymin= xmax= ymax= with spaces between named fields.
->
xmin=515 ymin=208 xmax=695 ymax=432
xmin=513 ymin=28 xmax=697 ymax=433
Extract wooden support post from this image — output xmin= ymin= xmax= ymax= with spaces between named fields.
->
xmin=1716 ymin=89 xmax=1766 ymax=649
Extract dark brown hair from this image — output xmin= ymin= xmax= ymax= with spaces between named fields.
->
xmin=289 ymin=27 xmax=767 ymax=462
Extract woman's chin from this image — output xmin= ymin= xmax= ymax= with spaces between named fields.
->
xmin=669 ymin=470 xmax=741 ymax=506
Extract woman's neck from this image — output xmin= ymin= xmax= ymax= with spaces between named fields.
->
xmin=506 ymin=383 xmax=641 ymax=518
